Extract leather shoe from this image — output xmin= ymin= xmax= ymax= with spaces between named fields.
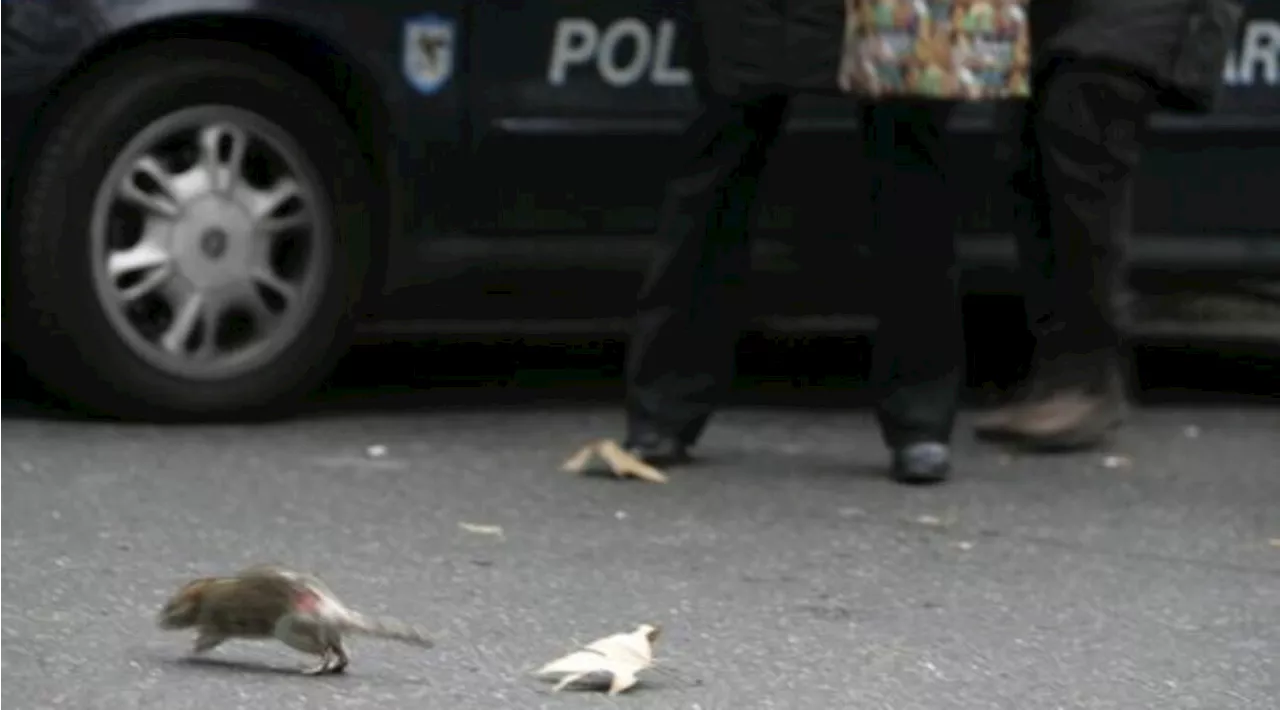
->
xmin=976 ymin=350 xmax=1127 ymax=449
xmin=890 ymin=441 xmax=951 ymax=485
xmin=622 ymin=433 xmax=692 ymax=467
xmin=999 ymin=388 xmax=1126 ymax=452
xmin=973 ymin=401 xmax=1037 ymax=442
xmin=974 ymin=378 xmax=1051 ymax=442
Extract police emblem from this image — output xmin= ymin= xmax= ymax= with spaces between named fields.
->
xmin=402 ymin=13 xmax=456 ymax=95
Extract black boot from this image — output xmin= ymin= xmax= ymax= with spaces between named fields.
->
xmin=622 ymin=429 xmax=693 ymax=468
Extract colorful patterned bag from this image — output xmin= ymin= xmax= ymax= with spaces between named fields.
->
xmin=837 ymin=0 xmax=1032 ymax=101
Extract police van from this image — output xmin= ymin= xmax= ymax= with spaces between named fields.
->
xmin=3 ymin=0 xmax=1278 ymax=418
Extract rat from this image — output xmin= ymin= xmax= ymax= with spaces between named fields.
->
xmin=157 ymin=563 xmax=435 ymax=675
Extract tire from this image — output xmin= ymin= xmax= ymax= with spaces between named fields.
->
xmin=11 ymin=40 xmax=373 ymax=421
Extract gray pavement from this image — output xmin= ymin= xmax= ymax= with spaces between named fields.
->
xmin=3 ymin=403 xmax=1279 ymax=709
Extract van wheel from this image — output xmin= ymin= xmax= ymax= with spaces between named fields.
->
xmin=11 ymin=40 xmax=372 ymax=420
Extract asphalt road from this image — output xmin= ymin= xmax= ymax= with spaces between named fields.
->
xmin=4 ymin=342 xmax=1279 ymax=709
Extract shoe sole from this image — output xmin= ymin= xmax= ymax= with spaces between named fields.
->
xmin=626 ymin=449 xmax=694 ymax=468
xmin=890 ymin=464 xmax=951 ymax=486
xmin=1003 ymin=417 xmax=1126 ymax=453
xmin=892 ymin=473 xmax=950 ymax=485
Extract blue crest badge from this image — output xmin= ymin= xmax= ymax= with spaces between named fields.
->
xmin=402 ymin=13 xmax=456 ymax=96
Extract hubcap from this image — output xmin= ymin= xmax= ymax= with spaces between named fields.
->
xmin=200 ymin=227 xmax=229 ymax=259
xmin=89 ymin=105 xmax=332 ymax=381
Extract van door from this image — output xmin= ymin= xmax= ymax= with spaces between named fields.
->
xmin=426 ymin=0 xmax=699 ymax=323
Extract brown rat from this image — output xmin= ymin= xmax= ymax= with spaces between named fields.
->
xmin=157 ymin=563 xmax=434 ymax=675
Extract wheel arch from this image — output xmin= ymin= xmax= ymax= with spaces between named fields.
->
xmin=6 ymin=14 xmax=395 ymax=308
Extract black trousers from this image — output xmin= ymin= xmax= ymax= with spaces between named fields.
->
xmin=1009 ymin=58 xmax=1157 ymax=384
xmin=625 ymin=94 xmax=962 ymax=451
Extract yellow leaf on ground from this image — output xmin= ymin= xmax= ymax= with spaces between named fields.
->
xmin=561 ymin=440 xmax=669 ymax=484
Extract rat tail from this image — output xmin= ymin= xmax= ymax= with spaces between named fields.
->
xmin=336 ymin=611 xmax=435 ymax=648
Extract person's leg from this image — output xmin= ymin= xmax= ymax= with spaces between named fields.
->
xmin=624 ymin=93 xmax=791 ymax=464
xmin=972 ymin=69 xmax=1058 ymax=436
xmin=863 ymin=100 xmax=963 ymax=484
xmin=978 ymin=59 xmax=1156 ymax=450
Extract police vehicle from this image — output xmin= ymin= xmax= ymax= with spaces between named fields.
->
xmin=3 ymin=0 xmax=1278 ymax=418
